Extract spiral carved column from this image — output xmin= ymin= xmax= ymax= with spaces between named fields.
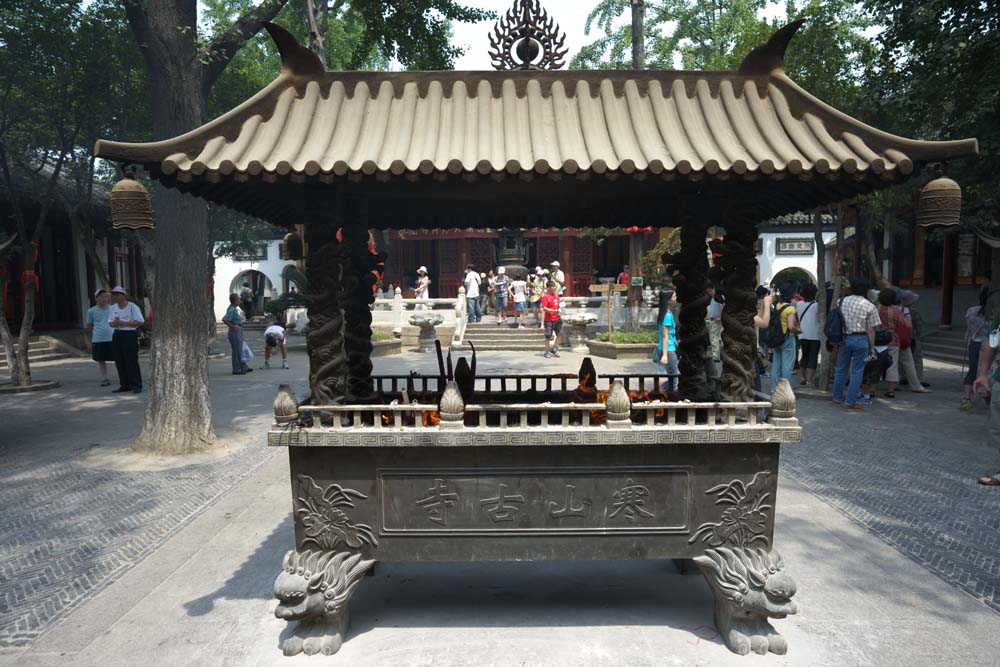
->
xmin=673 ymin=218 xmax=711 ymax=401
xmin=341 ymin=224 xmax=376 ymax=402
xmin=305 ymin=224 xmax=348 ymax=405
xmin=714 ymin=217 xmax=757 ymax=402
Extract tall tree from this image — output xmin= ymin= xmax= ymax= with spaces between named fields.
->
xmin=864 ymin=0 xmax=999 ymax=230
xmin=121 ymin=0 xmax=292 ymax=455
xmin=0 ymin=0 xmax=143 ymax=386
xmin=573 ymin=0 xmax=772 ymax=70
xmin=121 ymin=0 xmax=491 ymax=454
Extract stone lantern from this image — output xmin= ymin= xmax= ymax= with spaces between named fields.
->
xmin=916 ymin=176 xmax=961 ymax=227
xmin=110 ymin=171 xmax=153 ymax=230
xmin=409 ymin=312 xmax=445 ymax=352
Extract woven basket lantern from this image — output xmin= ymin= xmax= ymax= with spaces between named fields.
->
xmin=916 ymin=176 xmax=961 ymax=227
xmin=111 ymin=171 xmax=154 ymax=230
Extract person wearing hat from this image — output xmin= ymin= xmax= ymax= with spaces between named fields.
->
xmin=108 ymin=286 xmax=145 ymax=393
xmin=550 ymin=261 xmax=565 ymax=295
xmin=463 ymin=264 xmax=482 ymax=323
xmin=84 ymin=288 xmax=114 ymax=386
xmin=528 ymin=267 xmax=545 ymax=328
xmin=414 ymin=266 xmax=430 ymax=310
xmin=494 ymin=266 xmax=509 ymax=325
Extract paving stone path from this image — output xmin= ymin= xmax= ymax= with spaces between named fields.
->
xmin=0 ymin=440 xmax=276 ymax=647
xmin=2 ymin=351 xmax=999 ymax=656
xmin=781 ymin=361 xmax=1000 ymax=615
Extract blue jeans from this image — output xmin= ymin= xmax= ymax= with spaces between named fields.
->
xmin=770 ymin=335 xmax=796 ymax=393
xmin=466 ymin=296 xmax=482 ymax=323
xmin=833 ymin=335 xmax=869 ymax=405
xmin=659 ymin=350 xmax=679 ymax=392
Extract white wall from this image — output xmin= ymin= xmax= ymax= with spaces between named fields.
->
xmin=213 ymin=240 xmax=296 ymax=321
xmin=757 ymin=231 xmax=837 ymax=286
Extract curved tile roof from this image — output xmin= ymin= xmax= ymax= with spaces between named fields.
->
xmin=96 ymin=22 xmax=976 ymax=186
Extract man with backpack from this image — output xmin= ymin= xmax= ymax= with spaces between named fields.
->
xmin=763 ymin=283 xmax=799 ymax=394
xmin=832 ymin=278 xmax=881 ymax=411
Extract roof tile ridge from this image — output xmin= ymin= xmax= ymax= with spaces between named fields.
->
xmin=770 ymin=71 xmax=979 ymax=160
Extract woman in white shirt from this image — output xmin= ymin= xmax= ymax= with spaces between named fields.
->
xmin=795 ymin=284 xmax=821 ymax=386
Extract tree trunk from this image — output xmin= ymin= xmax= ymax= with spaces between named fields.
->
xmin=630 ymin=0 xmax=645 ymax=69
xmin=131 ymin=57 xmax=214 ymax=455
xmin=0 ymin=312 xmax=19 ymax=384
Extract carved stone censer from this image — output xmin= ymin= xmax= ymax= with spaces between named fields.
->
xmin=94 ymin=0 xmax=978 ymax=657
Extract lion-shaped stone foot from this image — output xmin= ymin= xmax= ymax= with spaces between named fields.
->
xmin=273 ymin=549 xmax=373 ymax=657
xmin=694 ymin=547 xmax=798 ymax=656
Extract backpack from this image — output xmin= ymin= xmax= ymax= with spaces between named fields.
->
xmin=824 ymin=303 xmax=845 ymax=344
xmin=763 ymin=304 xmax=792 ymax=348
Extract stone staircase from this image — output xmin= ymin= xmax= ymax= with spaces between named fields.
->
xmin=920 ymin=328 xmax=967 ymax=366
xmin=0 ymin=336 xmax=76 ymax=369
xmin=453 ymin=319 xmax=549 ymax=352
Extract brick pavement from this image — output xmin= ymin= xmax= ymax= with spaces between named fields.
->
xmin=781 ymin=360 xmax=1000 ymax=614
xmin=2 ymin=347 xmax=999 ymax=657
xmin=0 ymin=353 xmax=289 ymax=649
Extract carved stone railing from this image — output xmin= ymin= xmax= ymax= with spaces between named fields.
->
xmin=365 ymin=373 xmax=678 ymax=395
xmin=270 ymin=379 xmax=801 ymax=446
xmin=370 ymin=286 xmax=464 ymax=334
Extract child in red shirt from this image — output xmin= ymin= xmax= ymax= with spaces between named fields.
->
xmin=540 ymin=281 xmax=562 ymax=358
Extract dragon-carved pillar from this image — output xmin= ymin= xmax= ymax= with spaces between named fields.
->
xmin=305 ymin=223 xmax=348 ymax=405
xmin=673 ymin=206 xmax=711 ymax=401
xmin=713 ymin=213 xmax=758 ymax=402
xmin=341 ymin=222 xmax=377 ymax=402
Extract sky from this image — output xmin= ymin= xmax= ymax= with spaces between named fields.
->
xmin=450 ymin=0 xmax=792 ymax=70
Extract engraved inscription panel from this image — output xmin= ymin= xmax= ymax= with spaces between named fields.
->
xmin=378 ymin=467 xmax=691 ymax=536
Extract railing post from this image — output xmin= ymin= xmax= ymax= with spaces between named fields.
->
xmin=454 ymin=286 xmax=467 ymax=343
xmin=392 ymin=287 xmax=403 ymax=332
xmin=605 ymin=380 xmax=632 ymax=429
xmin=439 ymin=380 xmax=465 ymax=428
xmin=767 ymin=378 xmax=798 ymax=428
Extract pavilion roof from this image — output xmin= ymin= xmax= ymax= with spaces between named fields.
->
xmin=94 ymin=22 xmax=977 ymax=228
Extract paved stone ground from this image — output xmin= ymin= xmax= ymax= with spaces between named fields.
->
xmin=2 ymin=341 xmax=999 ymax=666
xmin=0 ymin=346 xmax=296 ymax=649
xmin=782 ymin=359 xmax=1000 ymax=614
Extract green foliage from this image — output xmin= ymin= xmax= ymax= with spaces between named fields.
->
xmin=864 ymin=0 xmax=999 ymax=230
xmin=371 ymin=329 xmax=394 ymax=342
xmin=597 ymin=330 xmax=658 ymax=344
xmin=640 ymin=229 xmax=681 ymax=288
xmin=573 ymin=0 xmax=773 ymax=70
xmin=0 ymin=0 xmax=147 ymax=230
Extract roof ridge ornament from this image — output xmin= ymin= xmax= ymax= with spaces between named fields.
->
xmin=262 ymin=21 xmax=326 ymax=78
xmin=738 ymin=19 xmax=804 ymax=76
xmin=488 ymin=0 xmax=568 ymax=71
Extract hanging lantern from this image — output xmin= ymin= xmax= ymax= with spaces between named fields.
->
xmin=111 ymin=170 xmax=154 ymax=230
xmin=280 ymin=231 xmax=303 ymax=260
xmin=916 ymin=176 xmax=961 ymax=227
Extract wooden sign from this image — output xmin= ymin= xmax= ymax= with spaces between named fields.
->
xmin=589 ymin=284 xmax=628 ymax=294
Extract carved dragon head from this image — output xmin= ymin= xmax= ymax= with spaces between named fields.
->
xmin=273 ymin=549 xmax=373 ymax=621
xmin=694 ymin=547 xmax=797 ymax=618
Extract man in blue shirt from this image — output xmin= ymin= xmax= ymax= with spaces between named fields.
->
xmin=223 ymin=293 xmax=252 ymax=375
